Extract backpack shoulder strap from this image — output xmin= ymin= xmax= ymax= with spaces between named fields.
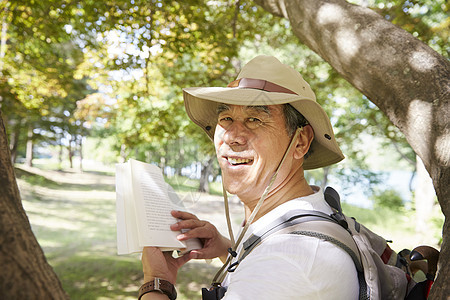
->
xmin=288 ymin=220 xmax=363 ymax=271
xmin=231 ymin=209 xmax=369 ymax=300
xmin=231 ymin=209 xmax=363 ymax=272
xmin=288 ymin=221 xmax=369 ymax=300
xmin=233 ymin=209 xmax=338 ymax=267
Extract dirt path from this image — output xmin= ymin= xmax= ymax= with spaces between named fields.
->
xmin=16 ymin=164 xmax=116 ymax=185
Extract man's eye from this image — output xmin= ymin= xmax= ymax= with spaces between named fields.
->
xmin=246 ymin=117 xmax=262 ymax=129
xmin=247 ymin=117 xmax=261 ymax=123
xmin=218 ymin=117 xmax=233 ymax=127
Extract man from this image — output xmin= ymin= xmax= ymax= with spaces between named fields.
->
xmin=139 ymin=55 xmax=359 ymax=299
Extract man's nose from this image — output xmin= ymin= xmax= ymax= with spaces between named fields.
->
xmin=222 ymin=121 xmax=248 ymax=146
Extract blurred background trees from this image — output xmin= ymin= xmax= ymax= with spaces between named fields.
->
xmin=1 ymin=0 xmax=447 ymax=216
xmin=0 ymin=0 xmax=447 ymax=297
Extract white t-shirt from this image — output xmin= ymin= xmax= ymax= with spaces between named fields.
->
xmin=221 ymin=187 xmax=359 ymax=300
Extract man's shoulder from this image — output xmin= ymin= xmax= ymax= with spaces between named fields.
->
xmin=253 ymin=232 xmax=354 ymax=268
xmin=226 ymin=232 xmax=359 ymax=300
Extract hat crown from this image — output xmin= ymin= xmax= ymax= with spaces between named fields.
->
xmin=237 ymin=55 xmax=316 ymax=101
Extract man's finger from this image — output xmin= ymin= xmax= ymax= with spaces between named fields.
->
xmin=163 ymin=251 xmax=175 ymax=260
xmin=189 ymin=249 xmax=218 ymax=260
xmin=176 ymin=226 xmax=214 ymax=241
xmin=171 ymin=210 xmax=199 ymax=220
xmin=175 ymin=252 xmax=193 ymax=267
xmin=171 ymin=218 xmax=207 ymax=231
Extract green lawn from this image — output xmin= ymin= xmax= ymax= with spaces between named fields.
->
xmin=14 ymin=161 xmax=443 ymax=299
xmin=16 ymin=162 xmax=217 ymax=300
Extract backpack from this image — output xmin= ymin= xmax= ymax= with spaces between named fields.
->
xmin=230 ymin=187 xmax=439 ymax=300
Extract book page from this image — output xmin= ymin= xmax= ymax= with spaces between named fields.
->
xmin=166 ymin=184 xmax=203 ymax=253
xmin=116 ymin=162 xmax=142 ymax=254
xmin=130 ymin=159 xmax=186 ymax=249
xmin=115 ymin=163 xmax=129 ymax=254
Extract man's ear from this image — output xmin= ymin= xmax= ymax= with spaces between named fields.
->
xmin=293 ymin=125 xmax=314 ymax=160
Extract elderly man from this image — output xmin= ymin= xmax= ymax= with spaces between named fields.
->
xmin=139 ymin=55 xmax=358 ymax=299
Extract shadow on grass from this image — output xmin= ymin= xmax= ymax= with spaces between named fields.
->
xmin=83 ymin=169 xmax=116 ymax=177
xmin=53 ymin=254 xmax=216 ymax=300
xmin=53 ymin=255 xmax=141 ymax=299
xmin=177 ymin=261 xmax=218 ymax=299
xmin=17 ymin=163 xmax=220 ymax=299
xmin=14 ymin=167 xmax=115 ymax=192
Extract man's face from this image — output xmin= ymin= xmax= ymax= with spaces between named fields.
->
xmin=214 ymin=104 xmax=293 ymax=200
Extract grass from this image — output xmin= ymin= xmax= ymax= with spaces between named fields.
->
xmin=164 ymin=174 xmax=224 ymax=196
xmin=341 ymin=203 xmax=443 ymax=251
xmin=14 ymin=161 xmax=443 ymax=299
xmin=15 ymin=162 xmax=217 ymax=300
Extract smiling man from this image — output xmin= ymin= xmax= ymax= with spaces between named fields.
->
xmin=139 ymin=55 xmax=359 ymax=300
xmin=214 ymin=103 xmax=314 ymax=222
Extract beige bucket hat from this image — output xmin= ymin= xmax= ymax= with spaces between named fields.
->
xmin=183 ymin=55 xmax=344 ymax=170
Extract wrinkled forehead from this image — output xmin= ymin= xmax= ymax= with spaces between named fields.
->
xmin=216 ymin=103 xmax=284 ymax=116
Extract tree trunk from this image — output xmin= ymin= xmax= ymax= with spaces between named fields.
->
xmin=68 ymin=135 xmax=74 ymax=169
xmin=0 ymin=110 xmax=68 ymax=298
xmin=159 ymin=156 xmax=166 ymax=174
xmin=58 ymin=141 xmax=64 ymax=170
xmin=78 ymin=135 xmax=83 ymax=172
xmin=198 ymin=156 xmax=214 ymax=193
xmin=321 ymin=166 xmax=329 ymax=191
xmin=119 ymin=143 xmax=127 ymax=163
xmin=415 ymin=155 xmax=436 ymax=234
xmin=25 ymin=125 xmax=33 ymax=167
xmin=9 ymin=121 xmax=21 ymax=164
xmin=254 ymin=0 xmax=449 ymax=296
xmin=176 ymin=139 xmax=185 ymax=176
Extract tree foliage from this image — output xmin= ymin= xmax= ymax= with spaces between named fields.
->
xmin=371 ymin=188 xmax=405 ymax=210
xmin=64 ymin=1 xmax=286 ymax=174
xmin=0 ymin=0 xmax=449 ymax=298
xmin=252 ymin=0 xmax=448 ymax=297
xmin=2 ymin=0 xmax=446 ymax=173
xmin=0 ymin=0 xmax=90 ymax=165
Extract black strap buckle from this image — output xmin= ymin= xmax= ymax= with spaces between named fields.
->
xmin=227 ymin=261 xmax=240 ymax=272
xmin=227 ymin=247 xmax=237 ymax=257
xmin=202 ymin=284 xmax=227 ymax=300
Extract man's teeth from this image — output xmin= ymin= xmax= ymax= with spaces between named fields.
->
xmin=228 ymin=158 xmax=252 ymax=165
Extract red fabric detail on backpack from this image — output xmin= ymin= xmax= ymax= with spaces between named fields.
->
xmin=381 ymin=244 xmax=393 ymax=264
xmin=426 ymin=280 xmax=433 ymax=298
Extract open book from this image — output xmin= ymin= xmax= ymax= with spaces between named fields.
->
xmin=115 ymin=159 xmax=202 ymax=255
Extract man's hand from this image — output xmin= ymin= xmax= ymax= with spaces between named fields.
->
xmin=171 ymin=210 xmax=231 ymax=263
xmin=141 ymin=210 xmax=231 ymax=291
xmin=141 ymin=247 xmax=191 ymax=284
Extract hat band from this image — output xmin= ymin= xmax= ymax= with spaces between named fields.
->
xmin=227 ymin=78 xmax=297 ymax=95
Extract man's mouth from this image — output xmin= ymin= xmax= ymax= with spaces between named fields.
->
xmin=227 ymin=157 xmax=253 ymax=165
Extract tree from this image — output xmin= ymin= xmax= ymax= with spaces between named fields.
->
xmin=1 ymin=0 xmax=90 ymax=167
xmin=253 ymin=0 xmax=449 ymax=296
xmin=72 ymin=0 xmax=280 ymax=186
xmin=0 ymin=0 xmax=448 ymax=297
xmin=0 ymin=0 xmax=90 ymax=296
xmin=0 ymin=110 xmax=68 ymax=298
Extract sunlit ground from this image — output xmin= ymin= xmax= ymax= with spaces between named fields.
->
xmin=16 ymin=160 xmax=225 ymax=300
xmin=15 ymin=159 xmax=443 ymax=299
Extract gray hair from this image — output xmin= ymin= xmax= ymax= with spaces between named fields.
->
xmin=282 ymin=104 xmax=313 ymax=159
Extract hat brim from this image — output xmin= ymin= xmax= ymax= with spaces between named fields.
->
xmin=183 ymin=87 xmax=344 ymax=170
